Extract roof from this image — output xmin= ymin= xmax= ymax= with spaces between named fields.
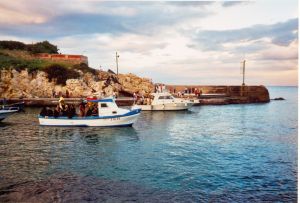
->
xmin=151 ymin=92 xmax=172 ymax=96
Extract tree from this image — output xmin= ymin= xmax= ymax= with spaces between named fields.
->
xmin=27 ymin=41 xmax=59 ymax=54
xmin=0 ymin=40 xmax=26 ymax=50
xmin=44 ymin=64 xmax=80 ymax=85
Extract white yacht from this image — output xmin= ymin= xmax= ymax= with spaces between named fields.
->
xmin=137 ymin=92 xmax=193 ymax=111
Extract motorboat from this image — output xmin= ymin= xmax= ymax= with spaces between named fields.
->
xmin=39 ymin=98 xmax=141 ymax=127
xmin=0 ymin=100 xmax=25 ymax=112
xmin=137 ymin=92 xmax=193 ymax=111
xmin=0 ymin=107 xmax=19 ymax=121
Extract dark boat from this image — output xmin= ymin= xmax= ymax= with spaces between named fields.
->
xmin=0 ymin=100 xmax=25 ymax=112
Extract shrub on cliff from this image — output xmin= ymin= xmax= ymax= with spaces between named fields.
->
xmin=44 ymin=64 xmax=80 ymax=85
xmin=27 ymin=41 xmax=59 ymax=54
xmin=0 ymin=52 xmax=45 ymax=73
xmin=0 ymin=40 xmax=59 ymax=54
xmin=72 ymin=63 xmax=97 ymax=74
xmin=0 ymin=41 xmax=27 ymax=50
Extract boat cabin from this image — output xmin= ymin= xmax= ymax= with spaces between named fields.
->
xmin=89 ymin=98 xmax=126 ymax=117
xmin=151 ymin=92 xmax=177 ymax=105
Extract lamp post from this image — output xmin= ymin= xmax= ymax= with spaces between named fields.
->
xmin=116 ymin=52 xmax=120 ymax=75
xmin=241 ymin=59 xmax=246 ymax=86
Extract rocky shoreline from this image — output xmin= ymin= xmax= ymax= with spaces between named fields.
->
xmin=0 ymin=69 xmax=270 ymax=106
xmin=0 ymin=69 xmax=154 ymax=99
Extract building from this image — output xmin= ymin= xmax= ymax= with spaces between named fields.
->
xmin=34 ymin=53 xmax=88 ymax=65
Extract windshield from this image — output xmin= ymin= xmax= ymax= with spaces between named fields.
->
xmin=158 ymin=95 xmax=174 ymax=100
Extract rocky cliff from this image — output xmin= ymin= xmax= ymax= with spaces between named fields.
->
xmin=0 ymin=69 xmax=154 ymax=98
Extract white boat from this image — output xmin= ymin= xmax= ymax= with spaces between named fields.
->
xmin=0 ymin=107 xmax=19 ymax=121
xmin=39 ymin=98 xmax=141 ymax=127
xmin=137 ymin=92 xmax=193 ymax=111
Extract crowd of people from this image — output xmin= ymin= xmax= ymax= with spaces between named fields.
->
xmin=154 ymin=84 xmax=166 ymax=93
xmin=175 ymin=87 xmax=202 ymax=98
xmin=39 ymin=96 xmax=99 ymax=118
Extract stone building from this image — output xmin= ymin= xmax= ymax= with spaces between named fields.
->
xmin=34 ymin=53 xmax=88 ymax=65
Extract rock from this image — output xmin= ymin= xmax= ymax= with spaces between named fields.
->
xmin=272 ymin=97 xmax=285 ymax=100
xmin=0 ymin=69 xmax=154 ymax=99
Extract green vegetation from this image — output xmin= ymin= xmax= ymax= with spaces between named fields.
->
xmin=0 ymin=40 xmax=58 ymax=54
xmin=44 ymin=64 xmax=80 ymax=85
xmin=0 ymin=40 xmax=98 ymax=85
xmin=0 ymin=41 xmax=26 ymax=50
xmin=0 ymin=51 xmax=49 ymax=73
xmin=26 ymin=41 xmax=58 ymax=54
xmin=72 ymin=63 xmax=97 ymax=75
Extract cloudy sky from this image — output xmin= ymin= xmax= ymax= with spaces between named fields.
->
xmin=0 ymin=0 xmax=298 ymax=85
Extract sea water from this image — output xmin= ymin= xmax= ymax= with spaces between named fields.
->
xmin=0 ymin=87 xmax=297 ymax=202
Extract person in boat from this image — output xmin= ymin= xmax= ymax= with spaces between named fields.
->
xmin=79 ymin=101 xmax=85 ymax=117
xmin=40 ymin=107 xmax=47 ymax=117
xmin=85 ymin=102 xmax=94 ymax=117
xmin=46 ymin=107 xmax=53 ymax=117
xmin=67 ymin=104 xmax=75 ymax=119
xmin=61 ymin=104 xmax=69 ymax=117
xmin=58 ymin=96 xmax=65 ymax=111
xmin=92 ymin=105 xmax=98 ymax=116
xmin=53 ymin=106 xmax=60 ymax=118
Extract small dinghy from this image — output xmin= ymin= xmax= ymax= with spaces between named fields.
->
xmin=39 ymin=98 xmax=141 ymax=127
xmin=0 ymin=107 xmax=19 ymax=121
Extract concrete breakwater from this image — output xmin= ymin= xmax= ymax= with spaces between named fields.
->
xmin=167 ymin=85 xmax=270 ymax=105
xmin=5 ymin=85 xmax=270 ymax=107
xmin=6 ymin=97 xmax=135 ymax=107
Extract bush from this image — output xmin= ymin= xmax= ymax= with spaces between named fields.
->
xmin=27 ymin=41 xmax=59 ymax=54
xmin=0 ymin=40 xmax=59 ymax=54
xmin=72 ymin=63 xmax=97 ymax=74
xmin=0 ymin=41 xmax=27 ymax=50
xmin=44 ymin=64 xmax=80 ymax=85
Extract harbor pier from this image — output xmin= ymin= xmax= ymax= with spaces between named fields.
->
xmin=4 ymin=85 xmax=270 ymax=107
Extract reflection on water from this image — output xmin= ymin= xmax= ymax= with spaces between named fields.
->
xmin=0 ymin=87 xmax=297 ymax=202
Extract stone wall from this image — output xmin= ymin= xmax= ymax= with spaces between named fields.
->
xmin=167 ymin=85 xmax=270 ymax=103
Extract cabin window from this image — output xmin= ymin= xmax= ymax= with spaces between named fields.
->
xmin=101 ymin=103 xmax=108 ymax=108
xmin=158 ymin=96 xmax=173 ymax=100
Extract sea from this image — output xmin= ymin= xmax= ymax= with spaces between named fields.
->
xmin=0 ymin=86 xmax=297 ymax=202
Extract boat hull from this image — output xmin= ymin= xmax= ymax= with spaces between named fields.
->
xmin=137 ymin=103 xmax=193 ymax=111
xmin=0 ymin=109 xmax=18 ymax=121
xmin=39 ymin=109 xmax=141 ymax=127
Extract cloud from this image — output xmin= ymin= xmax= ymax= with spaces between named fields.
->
xmin=166 ymin=1 xmax=215 ymax=7
xmin=222 ymin=1 xmax=249 ymax=7
xmin=190 ymin=18 xmax=298 ymax=51
xmin=0 ymin=0 xmax=297 ymax=85
xmin=0 ymin=1 xmax=214 ymax=38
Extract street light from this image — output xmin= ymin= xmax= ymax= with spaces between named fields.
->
xmin=241 ymin=59 xmax=246 ymax=86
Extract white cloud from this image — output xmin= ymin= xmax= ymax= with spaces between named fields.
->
xmin=0 ymin=0 xmax=297 ymax=85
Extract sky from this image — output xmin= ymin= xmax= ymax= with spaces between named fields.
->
xmin=0 ymin=0 xmax=298 ymax=85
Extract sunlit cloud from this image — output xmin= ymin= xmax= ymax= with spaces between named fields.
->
xmin=0 ymin=0 xmax=298 ymax=85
